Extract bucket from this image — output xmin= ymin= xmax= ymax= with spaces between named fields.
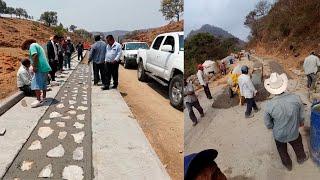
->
xmin=310 ymin=103 xmax=320 ymax=165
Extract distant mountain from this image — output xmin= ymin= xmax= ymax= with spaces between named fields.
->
xmin=91 ymin=30 xmax=130 ymax=40
xmin=187 ymin=24 xmax=245 ymax=46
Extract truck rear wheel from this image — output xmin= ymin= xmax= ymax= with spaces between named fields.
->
xmin=169 ymin=74 xmax=183 ymax=110
xmin=137 ymin=61 xmax=148 ymax=82
xmin=124 ymin=57 xmax=129 ymax=69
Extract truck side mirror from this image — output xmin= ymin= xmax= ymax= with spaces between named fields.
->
xmin=161 ymin=45 xmax=174 ymax=53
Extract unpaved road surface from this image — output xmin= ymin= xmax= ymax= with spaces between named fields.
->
xmin=118 ymin=66 xmax=183 ymax=180
xmin=185 ymin=56 xmax=320 ymax=180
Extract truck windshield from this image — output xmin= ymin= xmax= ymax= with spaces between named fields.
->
xmin=179 ymin=35 xmax=184 ymax=51
xmin=125 ymin=43 xmax=149 ymax=50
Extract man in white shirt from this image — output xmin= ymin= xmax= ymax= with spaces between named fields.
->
xmin=303 ymin=51 xmax=320 ymax=91
xmin=238 ymin=65 xmax=259 ymax=118
xmin=103 ymin=35 xmax=122 ymax=90
xmin=196 ymin=64 xmax=212 ymax=99
xmin=17 ymin=59 xmax=34 ymax=96
xmin=184 ymin=79 xmax=204 ymax=126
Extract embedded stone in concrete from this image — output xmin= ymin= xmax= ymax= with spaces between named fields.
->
xmin=77 ymin=106 xmax=88 ymax=111
xmin=81 ymin=101 xmax=87 ymax=105
xmin=70 ymin=105 xmax=75 ymax=109
xmin=82 ymin=91 xmax=87 ymax=94
xmin=71 ymin=132 xmax=85 ymax=144
xmin=72 ymin=147 xmax=83 ymax=161
xmin=72 ymin=97 xmax=77 ymax=100
xmin=38 ymin=127 xmax=54 ymax=139
xmin=72 ymin=94 xmax=77 ymax=97
xmin=69 ymin=100 xmax=76 ymax=105
xmin=38 ymin=164 xmax=53 ymax=178
xmin=83 ymin=97 xmax=87 ymax=101
xmin=62 ymin=116 xmax=71 ymax=120
xmin=20 ymin=161 xmax=33 ymax=171
xmin=76 ymin=114 xmax=85 ymax=121
xmin=28 ymin=140 xmax=42 ymax=150
xmin=58 ymin=131 xmax=67 ymax=140
xmin=56 ymin=103 xmax=65 ymax=109
xmin=68 ymin=110 xmax=77 ymax=115
xmin=43 ymin=119 xmax=51 ymax=124
xmin=73 ymin=122 xmax=84 ymax=129
xmin=49 ymin=112 xmax=62 ymax=119
xmin=62 ymin=165 xmax=84 ymax=180
xmin=47 ymin=144 xmax=65 ymax=158
xmin=56 ymin=122 xmax=66 ymax=128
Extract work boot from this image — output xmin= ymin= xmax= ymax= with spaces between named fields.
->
xmin=192 ymin=121 xmax=198 ymax=126
xmin=297 ymin=154 xmax=309 ymax=164
xmin=254 ymin=107 xmax=261 ymax=113
xmin=201 ymin=113 xmax=205 ymax=118
xmin=284 ymin=164 xmax=292 ymax=171
xmin=101 ymin=86 xmax=109 ymax=90
xmin=245 ymin=113 xmax=254 ymax=119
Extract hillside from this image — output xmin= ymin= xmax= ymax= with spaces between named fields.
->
xmin=122 ymin=20 xmax=183 ymax=45
xmin=0 ymin=17 xmax=87 ymax=100
xmin=91 ymin=30 xmax=130 ymax=40
xmin=247 ymin=0 xmax=320 ymax=69
xmin=187 ymin=24 xmax=245 ymax=46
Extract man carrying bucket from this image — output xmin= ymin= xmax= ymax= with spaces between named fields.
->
xmin=264 ymin=72 xmax=308 ymax=171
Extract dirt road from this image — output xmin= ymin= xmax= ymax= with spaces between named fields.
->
xmin=118 ymin=66 xmax=183 ymax=180
xmin=185 ymin=56 xmax=320 ymax=180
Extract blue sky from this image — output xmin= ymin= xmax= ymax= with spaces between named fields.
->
xmin=185 ymin=0 xmax=276 ymax=41
xmin=5 ymin=0 xmax=167 ymax=32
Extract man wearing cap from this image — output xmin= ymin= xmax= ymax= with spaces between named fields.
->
xmin=303 ymin=51 xmax=320 ymax=92
xmin=238 ymin=65 xmax=259 ymax=118
xmin=89 ymin=35 xmax=107 ymax=86
xmin=264 ymin=72 xmax=308 ymax=171
xmin=184 ymin=79 xmax=204 ymax=126
xmin=184 ymin=149 xmax=227 ymax=180
xmin=196 ymin=64 xmax=212 ymax=99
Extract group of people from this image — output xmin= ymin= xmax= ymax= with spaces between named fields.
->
xmin=185 ymin=51 xmax=319 ymax=173
xmin=16 ymin=35 xmax=82 ymax=108
xmin=88 ymin=35 xmax=122 ymax=90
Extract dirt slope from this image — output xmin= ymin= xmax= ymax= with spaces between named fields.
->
xmin=0 ymin=17 xmax=85 ymax=100
xmin=123 ymin=20 xmax=183 ymax=45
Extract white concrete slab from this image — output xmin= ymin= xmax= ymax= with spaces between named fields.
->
xmin=91 ymin=86 xmax=170 ymax=180
xmin=0 ymin=53 xmax=84 ymax=177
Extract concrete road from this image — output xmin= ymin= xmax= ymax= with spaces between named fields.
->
xmin=118 ymin=66 xmax=184 ymax=180
xmin=184 ymin=57 xmax=320 ymax=180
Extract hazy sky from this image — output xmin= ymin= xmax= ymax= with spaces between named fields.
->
xmin=185 ymin=0 xmax=275 ymax=41
xmin=5 ymin=0 xmax=167 ymax=32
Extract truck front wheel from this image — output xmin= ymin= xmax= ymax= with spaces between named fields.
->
xmin=137 ymin=61 xmax=148 ymax=82
xmin=169 ymin=74 xmax=183 ymax=110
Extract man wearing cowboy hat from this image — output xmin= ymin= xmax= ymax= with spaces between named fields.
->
xmin=238 ymin=65 xmax=259 ymax=118
xmin=184 ymin=149 xmax=227 ymax=180
xmin=303 ymin=51 xmax=320 ymax=92
xmin=196 ymin=64 xmax=212 ymax=99
xmin=264 ymin=72 xmax=308 ymax=171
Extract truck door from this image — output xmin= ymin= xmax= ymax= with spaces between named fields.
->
xmin=147 ymin=36 xmax=165 ymax=72
xmin=156 ymin=35 xmax=175 ymax=76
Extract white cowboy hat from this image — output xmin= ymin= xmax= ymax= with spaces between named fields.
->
xmin=67 ymin=36 xmax=71 ymax=40
xmin=264 ymin=72 xmax=288 ymax=95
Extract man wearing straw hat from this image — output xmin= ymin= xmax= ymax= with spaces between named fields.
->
xmin=264 ymin=72 xmax=308 ymax=171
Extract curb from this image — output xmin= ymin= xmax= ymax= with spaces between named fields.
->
xmin=0 ymin=91 xmax=24 ymax=116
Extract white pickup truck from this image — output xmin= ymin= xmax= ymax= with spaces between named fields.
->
xmin=136 ymin=32 xmax=184 ymax=109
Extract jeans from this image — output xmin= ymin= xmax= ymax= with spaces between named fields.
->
xmin=186 ymin=101 xmax=204 ymax=123
xmin=275 ymin=134 xmax=306 ymax=169
xmin=49 ymin=60 xmax=58 ymax=81
xmin=19 ymin=85 xmax=34 ymax=96
xmin=105 ymin=61 xmax=119 ymax=87
xmin=78 ymin=51 xmax=83 ymax=60
xmin=245 ymin=98 xmax=258 ymax=116
xmin=203 ymin=84 xmax=212 ymax=99
xmin=58 ymin=54 xmax=64 ymax=71
xmin=92 ymin=62 xmax=106 ymax=85
xmin=64 ymin=55 xmax=71 ymax=69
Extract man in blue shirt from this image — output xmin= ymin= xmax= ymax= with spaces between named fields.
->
xmin=103 ymin=35 xmax=122 ymax=90
xmin=89 ymin=35 xmax=107 ymax=86
xmin=264 ymin=72 xmax=308 ymax=171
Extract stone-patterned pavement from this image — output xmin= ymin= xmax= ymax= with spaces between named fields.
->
xmin=3 ymin=63 xmax=92 ymax=180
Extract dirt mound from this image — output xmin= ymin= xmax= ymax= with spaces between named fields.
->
xmin=123 ymin=21 xmax=183 ymax=45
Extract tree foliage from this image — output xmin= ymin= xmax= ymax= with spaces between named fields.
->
xmin=40 ymin=11 xmax=58 ymax=27
xmin=69 ymin=25 xmax=77 ymax=32
xmin=0 ymin=0 xmax=6 ymax=15
xmin=74 ymin=29 xmax=92 ymax=41
xmin=160 ymin=0 xmax=183 ymax=21
xmin=53 ymin=23 xmax=67 ymax=36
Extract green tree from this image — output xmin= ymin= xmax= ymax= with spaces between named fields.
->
xmin=15 ymin=8 xmax=24 ymax=18
xmin=53 ymin=23 xmax=67 ymax=36
xmin=74 ymin=29 xmax=92 ymax=41
xmin=0 ymin=0 xmax=7 ymax=16
xmin=160 ymin=0 xmax=183 ymax=21
xmin=5 ymin=7 xmax=15 ymax=18
xmin=40 ymin=11 xmax=58 ymax=27
xmin=69 ymin=25 xmax=77 ymax=32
